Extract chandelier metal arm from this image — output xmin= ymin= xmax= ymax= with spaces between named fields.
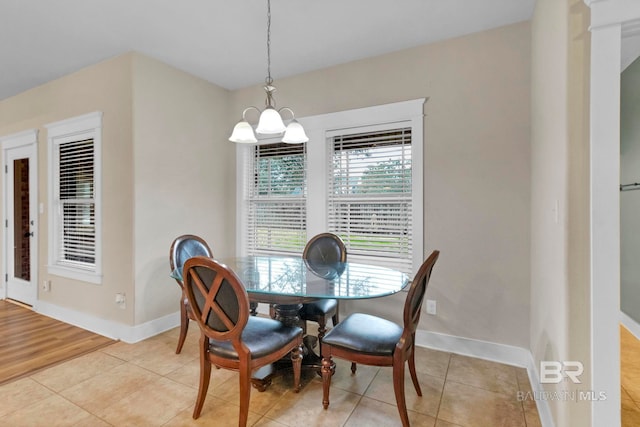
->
xmin=241 ymin=106 xmax=261 ymax=121
xmin=278 ymin=107 xmax=296 ymax=120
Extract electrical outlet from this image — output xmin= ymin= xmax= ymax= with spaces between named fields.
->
xmin=42 ymin=280 xmax=50 ymax=292
xmin=426 ymin=299 xmax=437 ymax=315
xmin=115 ymin=293 xmax=126 ymax=309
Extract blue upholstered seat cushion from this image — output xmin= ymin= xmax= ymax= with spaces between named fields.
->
xmin=208 ymin=316 xmax=302 ymax=360
xmin=300 ymin=298 xmax=338 ymax=317
xmin=322 ymin=313 xmax=403 ymax=356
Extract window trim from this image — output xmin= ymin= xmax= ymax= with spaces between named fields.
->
xmin=46 ymin=112 xmax=103 ymax=284
xmin=236 ymin=99 xmax=425 ymax=274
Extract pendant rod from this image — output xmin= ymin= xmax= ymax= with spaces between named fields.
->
xmin=266 ymin=0 xmax=273 ymax=86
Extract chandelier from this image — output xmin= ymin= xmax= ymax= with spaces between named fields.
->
xmin=229 ymin=0 xmax=308 ymax=144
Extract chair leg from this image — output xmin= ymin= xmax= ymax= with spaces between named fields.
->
xmin=239 ymin=363 xmax=252 ymax=427
xmin=331 ymin=311 xmax=339 ymax=326
xmin=193 ymin=337 xmax=211 ymax=419
xmin=408 ymin=346 xmax=422 ymax=396
xmin=176 ymin=300 xmax=189 ymax=354
xmin=351 ymin=362 xmax=357 ymax=374
xmin=249 ymin=301 xmax=258 ymax=316
xmin=317 ymin=317 xmax=327 ymax=355
xmin=321 ymin=355 xmax=333 ymax=409
xmin=291 ymin=344 xmax=303 ymax=392
xmin=392 ymin=359 xmax=410 ymax=427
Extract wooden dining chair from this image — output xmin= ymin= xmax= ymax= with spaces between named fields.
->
xmin=320 ymin=250 xmax=440 ymax=427
xmin=299 ymin=233 xmax=347 ymax=343
xmin=169 ymin=234 xmax=213 ymax=354
xmin=182 ymin=256 xmax=303 ymax=426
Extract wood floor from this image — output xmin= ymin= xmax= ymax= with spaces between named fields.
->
xmin=622 ymin=324 xmax=640 ymax=426
xmin=0 ymin=299 xmax=115 ymax=385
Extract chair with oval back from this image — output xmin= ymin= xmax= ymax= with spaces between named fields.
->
xmin=169 ymin=234 xmax=213 ymax=354
xmin=319 ymin=250 xmax=440 ymax=427
xmin=183 ymin=256 xmax=303 ymax=426
xmin=299 ymin=233 xmax=347 ymax=344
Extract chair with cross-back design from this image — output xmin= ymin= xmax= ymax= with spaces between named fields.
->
xmin=182 ymin=256 xmax=303 ymax=426
xmin=320 ymin=250 xmax=440 ymax=427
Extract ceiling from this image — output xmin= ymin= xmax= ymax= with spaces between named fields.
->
xmin=0 ymin=0 xmax=536 ymax=101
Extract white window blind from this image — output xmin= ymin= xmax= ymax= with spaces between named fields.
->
xmin=328 ymin=127 xmax=413 ymax=273
xmin=237 ymin=99 xmax=424 ymax=274
xmin=46 ymin=111 xmax=102 ymax=284
xmin=245 ymin=142 xmax=307 ymax=255
xmin=57 ymin=138 xmax=96 ymax=267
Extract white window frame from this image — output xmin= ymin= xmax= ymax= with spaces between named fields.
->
xmin=236 ymin=99 xmax=425 ymax=274
xmin=46 ymin=112 xmax=103 ymax=284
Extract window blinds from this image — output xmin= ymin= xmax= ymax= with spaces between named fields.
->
xmin=328 ymin=128 xmax=413 ymax=273
xmin=57 ymin=138 xmax=96 ymax=267
xmin=246 ymin=142 xmax=307 ymax=255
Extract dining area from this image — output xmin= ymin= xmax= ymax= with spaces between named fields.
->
xmin=169 ymin=232 xmax=440 ymax=427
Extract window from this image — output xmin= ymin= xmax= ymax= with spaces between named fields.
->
xmin=328 ymin=128 xmax=414 ymax=273
xmin=243 ymin=142 xmax=306 ymax=255
xmin=46 ymin=112 xmax=102 ymax=284
xmin=237 ymin=99 xmax=424 ymax=275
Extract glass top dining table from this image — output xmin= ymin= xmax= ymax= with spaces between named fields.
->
xmin=218 ymin=255 xmax=411 ymax=304
xmin=171 ymin=254 xmax=411 ymax=315
xmin=172 ymin=254 xmax=410 ymax=390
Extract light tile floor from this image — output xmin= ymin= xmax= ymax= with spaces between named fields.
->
xmin=0 ymin=323 xmax=542 ymax=426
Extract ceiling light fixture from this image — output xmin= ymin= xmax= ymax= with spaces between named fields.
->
xmin=229 ymin=0 xmax=308 ymax=144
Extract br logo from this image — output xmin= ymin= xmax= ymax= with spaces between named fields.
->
xmin=540 ymin=361 xmax=584 ymax=384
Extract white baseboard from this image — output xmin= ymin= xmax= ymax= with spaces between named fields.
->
xmin=621 ymin=310 xmax=640 ymax=339
xmin=415 ymin=330 xmax=555 ymax=427
xmin=34 ymin=299 xmax=180 ymax=344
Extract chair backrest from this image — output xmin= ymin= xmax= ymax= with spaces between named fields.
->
xmin=303 ymin=233 xmax=347 ymax=278
xmin=169 ymin=234 xmax=214 ymax=283
xmin=182 ymin=256 xmax=249 ymax=342
xmin=303 ymin=233 xmax=347 ymax=264
xmin=403 ymin=250 xmax=440 ymax=334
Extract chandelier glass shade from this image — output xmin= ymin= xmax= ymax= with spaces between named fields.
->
xmin=229 ymin=0 xmax=308 ymax=144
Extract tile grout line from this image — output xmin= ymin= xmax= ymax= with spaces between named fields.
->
xmin=340 ymin=368 xmax=373 ymax=427
xmin=433 ymin=352 xmax=452 ymax=425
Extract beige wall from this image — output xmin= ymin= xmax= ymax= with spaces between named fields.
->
xmin=131 ymin=54 xmax=232 ymax=324
xmin=0 ymin=52 xmax=233 ymax=329
xmin=231 ymin=22 xmax=532 ymax=348
xmin=530 ymin=0 xmax=591 ymax=425
xmin=0 ymin=54 xmax=136 ymax=324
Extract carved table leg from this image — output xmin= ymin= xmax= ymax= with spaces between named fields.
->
xmin=250 ymin=302 xmax=332 ymax=391
xmin=273 ymin=303 xmax=303 ymax=328
xmin=250 ymin=303 xmax=309 ymax=392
